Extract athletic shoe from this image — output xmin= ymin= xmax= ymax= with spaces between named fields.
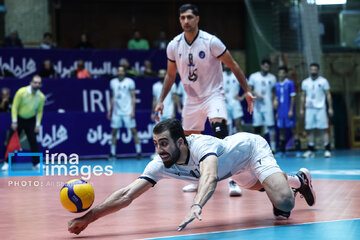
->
xmin=273 ymin=205 xmax=291 ymax=220
xmin=182 ymin=184 xmax=197 ymax=192
xmin=136 ymin=153 xmax=142 ymax=160
xmin=108 ymin=154 xmax=116 ymax=160
xmin=324 ymin=150 xmax=331 ymax=158
xmin=302 ymin=150 xmax=315 ymax=158
xmin=1 ymin=162 xmax=9 ymax=171
xmin=228 ymin=179 xmax=242 ymax=197
xmin=296 ymin=168 xmax=316 ymax=206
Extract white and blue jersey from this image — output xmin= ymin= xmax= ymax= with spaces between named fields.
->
xmin=139 ymin=133 xmax=282 ymax=188
xmin=275 ymin=79 xmax=296 ymax=128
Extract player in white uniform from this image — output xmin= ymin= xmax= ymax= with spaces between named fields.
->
xmin=68 ymin=119 xmax=316 ymax=235
xmin=223 ymin=65 xmax=245 ymax=134
xmin=107 ymin=66 xmax=142 ymax=159
xmin=248 ymin=59 xmax=276 ymax=152
xmin=300 ymin=63 xmax=333 ymax=158
xmin=152 ymin=69 xmax=177 ymax=121
xmin=154 ymin=4 xmax=255 ymax=196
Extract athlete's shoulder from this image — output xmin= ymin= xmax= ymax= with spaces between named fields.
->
xmin=17 ymin=86 xmax=28 ymax=94
xmin=249 ymin=71 xmax=261 ymax=79
xmin=198 ymin=30 xmax=214 ymax=40
xmin=169 ymin=33 xmax=183 ymax=45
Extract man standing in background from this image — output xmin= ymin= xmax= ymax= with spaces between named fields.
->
xmin=300 ymin=63 xmax=333 ymax=158
xmin=1 ymin=75 xmax=45 ymax=171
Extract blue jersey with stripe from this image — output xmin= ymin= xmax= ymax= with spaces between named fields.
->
xmin=275 ymin=79 xmax=296 ymax=118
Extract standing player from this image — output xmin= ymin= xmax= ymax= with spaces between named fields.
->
xmin=1 ymin=75 xmax=44 ymax=171
xmin=154 ymin=4 xmax=255 ymax=196
xmin=107 ymin=66 xmax=142 ymax=159
xmin=300 ymin=63 xmax=333 ymax=158
xmin=273 ymin=66 xmax=301 ymax=157
xmin=151 ymin=69 xmax=177 ymax=122
xmin=248 ymin=59 xmax=276 ymax=152
xmin=223 ymin=65 xmax=245 ymax=134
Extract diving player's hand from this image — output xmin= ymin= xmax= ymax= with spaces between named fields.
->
xmin=154 ymin=102 xmax=164 ymax=122
xmin=245 ymin=92 xmax=256 ymax=115
xmin=68 ymin=215 xmax=89 ymax=235
xmin=178 ymin=204 xmax=202 ymax=231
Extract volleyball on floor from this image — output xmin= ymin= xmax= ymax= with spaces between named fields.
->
xmin=60 ymin=179 xmax=95 ymax=213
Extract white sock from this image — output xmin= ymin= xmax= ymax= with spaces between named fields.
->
xmin=135 ymin=143 xmax=142 ymax=153
xmin=287 ymin=174 xmax=301 ymax=189
xmin=111 ymin=145 xmax=116 ymax=155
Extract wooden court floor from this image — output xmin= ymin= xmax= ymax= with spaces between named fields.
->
xmin=0 ymin=152 xmax=360 ymax=240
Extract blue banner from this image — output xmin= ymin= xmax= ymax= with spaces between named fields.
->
xmin=0 ymin=111 xmax=157 ymax=158
xmin=0 ymin=77 xmax=158 ymax=112
xmin=0 ymin=48 xmax=166 ymax=79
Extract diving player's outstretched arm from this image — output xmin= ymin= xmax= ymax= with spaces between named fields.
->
xmin=68 ymin=179 xmax=153 ymax=235
xmin=178 ymin=155 xmax=219 ymax=231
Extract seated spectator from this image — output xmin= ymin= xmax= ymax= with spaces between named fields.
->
xmin=119 ymin=58 xmax=138 ymax=78
xmin=71 ymin=60 xmax=91 ymax=79
xmin=0 ymin=88 xmax=12 ymax=112
xmin=40 ymin=32 xmax=55 ymax=49
xmin=75 ymin=33 xmax=94 ymax=49
xmin=140 ymin=60 xmax=157 ymax=77
xmin=38 ymin=60 xmax=58 ymax=78
xmin=127 ymin=31 xmax=150 ymax=50
xmin=152 ymin=31 xmax=168 ymax=50
xmin=3 ymin=30 xmax=23 ymax=48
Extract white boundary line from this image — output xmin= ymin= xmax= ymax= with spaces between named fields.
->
xmin=139 ymin=217 xmax=360 ymax=240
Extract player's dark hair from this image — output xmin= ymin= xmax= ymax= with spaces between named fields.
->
xmin=310 ymin=63 xmax=320 ymax=69
xmin=153 ymin=119 xmax=188 ymax=146
xmin=261 ymin=59 xmax=271 ymax=65
xmin=179 ymin=3 xmax=199 ymax=16
xmin=278 ymin=66 xmax=288 ymax=73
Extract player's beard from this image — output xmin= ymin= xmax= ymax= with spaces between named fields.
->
xmin=162 ymin=146 xmax=181 ymax=168
xmin=311 ymin=73 xmax=318 ymax=79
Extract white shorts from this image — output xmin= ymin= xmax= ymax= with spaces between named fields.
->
xmin=227 ymin=101 xmax=243 ymax=121
xmin=231 ymin=135 xmax=282 ymax=188
xmin=252 ymin=109 xmax=274 ymax=127
xmin=182 ymin=93 xmax=227 ymax=132
xmin=305 ymin=107 xmax=328 ymax=130
xmin=111 ymin=114 xmax=136 ymax=129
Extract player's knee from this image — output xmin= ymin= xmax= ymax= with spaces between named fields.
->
xmin=211 ymin=120 xmax=228 ymax=139
xmin=274 ymin=190 xmax=295 ymax=212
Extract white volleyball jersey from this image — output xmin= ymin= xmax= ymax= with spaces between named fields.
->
xmin=153 ymin=81 xmax=177 ymax=117
xmin=248 ymin=72 xmax=276 ymax=112
xmin=110 ymin=77 xmax=135 ymax=115
xmin=176 ymin=81 xmax=187 ymax=106
xmin=301 ymin=76 xmax=330 ymax=109
xmin=167 ymin=30 xmax=227 ymax=100
xmin=223 ymin=71 xmax=241 ymax=105
xmin=140 ymin=132 xmax=262 ymax=184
